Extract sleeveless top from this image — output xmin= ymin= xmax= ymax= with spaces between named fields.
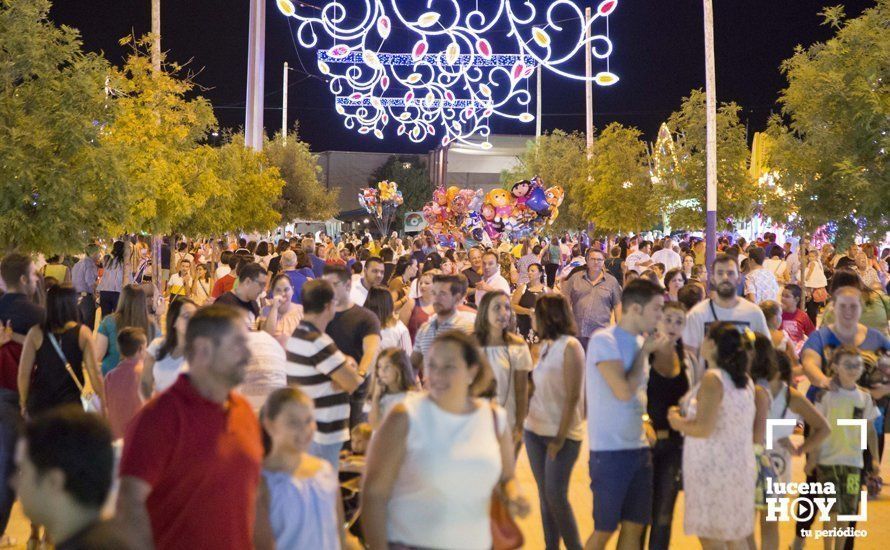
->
xmin=406 ymin=302 xmax=431 ymax=343
xmin=387 ymin=394 xmax=504 ymax=549
xmin=28 ymin=325 xmax=84 ymax=415
xmin=647 ymin=349 xmax=691 ymax=437
xmin=525 ymin=336 xmax=585 ymax=441
xmin=516 ymin=285 xmax=545 ymax=339
xmin=263 ymin=464 xmax=340 ymax=550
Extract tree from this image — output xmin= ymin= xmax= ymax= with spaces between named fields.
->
xmin=370 ymin=155 xmax=430 ymax=227
xmin=500 ymin=130 xmax=589 ymax=232
xmin=99 ymin=38 xmax=220 ymax=237
xmin=579 ymin=123 xmax=659 ymax=234
xmin=766 ymin=2 xmax=889 ymax=244
xmin=0 ymin=0 xmax=121 ymax=253
xmin=654 ymin=89 xmax=762 ymax=231
xmin=177 ymin=138 xmax=285 ymax=235
xmin=264 ymin=129 xmax=339 ymax=222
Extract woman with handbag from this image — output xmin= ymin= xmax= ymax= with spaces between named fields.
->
xmin=476 ymin=291 xmax=532 ymax=450
xmin=17 ymin=285 xmax=105 ymax=418
xmin=362 ymin=330 xmax=529 ymax=550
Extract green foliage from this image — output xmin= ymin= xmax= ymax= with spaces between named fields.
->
xmin=656 ymin=89 xmax=761 ymax=231
xmin=264 ymin=129 xmax=339 ymax=222
xmin=579 ymin=123 xmax=658 ymax=234
xmin=370 ymin=155 xmax=430 ymax=218
xmin=766 ymin=0 xmax=889 ymax=244
xmin=179 ymin=138 xmax=285 ymax=235
xmin=0 ymin=0 xmax=120 ymax=253
xmin=500 ymin=130 xmax=588 ymax=232
xmin=100 ymin=37 xmax=218 ymax=236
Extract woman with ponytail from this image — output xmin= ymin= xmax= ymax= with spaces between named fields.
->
xmin=668 ymin=322 xmax=757 ymax=549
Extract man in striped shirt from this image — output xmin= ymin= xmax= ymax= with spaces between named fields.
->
xmin=284 ymin=279 xmax=362 ymax=468
xmin=410 ymin=274 xmax=475 ymax=373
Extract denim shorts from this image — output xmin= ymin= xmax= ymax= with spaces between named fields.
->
xmin=589 ymin=448 xmax=653 ymax=532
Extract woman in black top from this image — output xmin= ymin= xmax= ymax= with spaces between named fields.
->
xmin=511 ymin=263 xmax=546 ymax=342
xmin=18 ymin=286 xmax=104 ymax=418
xmin=645 ymin=301 xmax=698 ymax=550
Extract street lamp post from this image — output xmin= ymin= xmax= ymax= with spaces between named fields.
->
xmin=245 ymin=0 xmax=266 ymax=151
xmin=703 ymin=0 xmax=718 ymax=275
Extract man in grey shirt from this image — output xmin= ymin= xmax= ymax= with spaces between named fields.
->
xmin=561 ymin=247 xmax=623 ymax=352
xmin=683 ymin=253 xmax=770 ymax=356
xmin=70 ymin=244 xmax=101 ymax=328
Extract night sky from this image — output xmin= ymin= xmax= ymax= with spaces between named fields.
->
xmin=48 ymin=0 xmax=873 ymax=154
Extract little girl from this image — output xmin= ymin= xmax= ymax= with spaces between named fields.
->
xmin=368 ymin=348 xmax=418 ymax=429
xmin=254 ymin=387 xmax=353 ymax=550
xmin=753 ymin=350 xmax=830 ymax=550
xmin=759 ymin=300 xmax=800 ymax=375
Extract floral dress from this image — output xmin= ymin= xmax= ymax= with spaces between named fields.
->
xmin=682 ymin=369 xmax=756 ymax=541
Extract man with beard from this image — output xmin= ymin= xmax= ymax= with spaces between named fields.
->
xmin=682 ymin=254 xmax=770 ymax=357
xmin=116 ymin=306 xmax=262 ymax=550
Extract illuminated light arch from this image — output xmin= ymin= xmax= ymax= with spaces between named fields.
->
xmin=277 ymin=0 xmax=620 ymax=146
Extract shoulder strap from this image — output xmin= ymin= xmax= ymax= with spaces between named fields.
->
xmin=47 ymin=332 xmax=85 ymax=392
xmin=709 ymin=299 xmax=720 ymax=322
xmin=781 ymin=384 xmax=791 ymax=419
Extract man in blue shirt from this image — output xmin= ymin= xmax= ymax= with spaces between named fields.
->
xmin=585 ymin=278 xmax=665 ymax=550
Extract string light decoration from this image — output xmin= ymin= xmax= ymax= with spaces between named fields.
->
xmin=276 ymin=0 xmax=620 ymax=147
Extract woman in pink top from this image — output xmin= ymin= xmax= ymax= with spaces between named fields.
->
xmin=104 ymin=327 xmax=147 ymax=439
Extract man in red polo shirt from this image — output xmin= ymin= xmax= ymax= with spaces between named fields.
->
xmin=116 ymin=305 xmax=261 ymax=550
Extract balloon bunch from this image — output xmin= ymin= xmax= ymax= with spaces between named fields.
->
xmin=358 ymin=180 xmax=404 ymax=235
xmin=422 ymin=177 xmax=564 ymax=246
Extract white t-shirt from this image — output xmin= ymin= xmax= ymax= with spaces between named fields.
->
xmin=475 ymin=272 xmax=511 ymax=305
xmin=483 ymin=344 xmax=533 ymax=429
xmin=682 ymin=298 xmax=771 ymax=353
xmin=350 ymin=279 xmax=370 ymax=307
xmin=239 ymin=330 xmax=287 ymax=412
xmin=625 ymin=251 xmax=652 ymax=274
xmin=147 ymin=338 xmax=188 ymax=394
xmin=381 ymin=321 xmax=413 ymax=357
xmin=651 ymin=248 xmax=682 ymax=272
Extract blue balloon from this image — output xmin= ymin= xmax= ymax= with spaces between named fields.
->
xmin=526 ymin=186 xmax=549 ymax=213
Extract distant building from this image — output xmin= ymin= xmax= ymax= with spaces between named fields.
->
xmin=316 ymin=134 xmax=532 ymax=217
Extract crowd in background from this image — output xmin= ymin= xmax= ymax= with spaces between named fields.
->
xmin=0 ymin=228 xmax=888 ymax=550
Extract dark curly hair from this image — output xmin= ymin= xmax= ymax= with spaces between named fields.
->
xmin=707 ymin=321 xmax=753 ymax=389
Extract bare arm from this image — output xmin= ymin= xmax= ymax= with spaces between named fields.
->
xmin=753 ymin=385 xmax=770 ymax=445
xmin=398 ymin=297 xmax=415 ymax=327
xmin=115 ymin=476 xmax=155 ymax=550
xmin=140 ymin=353 xmax=156 ymax=400
xmin=511 ymin=286 xmax=533 ymax=316
xmin=17 ymin=326 xmax=39 ymax=414
xmin=94 ymin=331 xmax=109 ymax=366
xmin=788 ymin=388 xmax=830 ymax=456
xmin=79 ymin=326 xmax=106 ymax=409
xmin=801 ymin=348 xmax=830 ymax=390
xmin=359 ymin=334 xmax=381 ymax=379
xmin=553 ymin=338 xmax=584 ymax=447
xmin=329 ymin=360 xmax=363 ymax=395
xmin=361 ymin=404 xmax=409 ymax=550
xmin=597 ymin=357 xmax=645 ymax=402
xmin=252 ymin=476 xmax=275 ymax=550
xmin=668 ymin=370 xmax=724 ymax=438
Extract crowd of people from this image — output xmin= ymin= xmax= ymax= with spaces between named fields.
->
xmin=0 ymin=229 xmax=888 ymax=550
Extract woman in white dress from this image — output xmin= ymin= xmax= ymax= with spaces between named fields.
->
xmin=668 ymin=322 xmax=756 ymax=549
xmin=140 ymin=297 xmax=196 ymax=398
